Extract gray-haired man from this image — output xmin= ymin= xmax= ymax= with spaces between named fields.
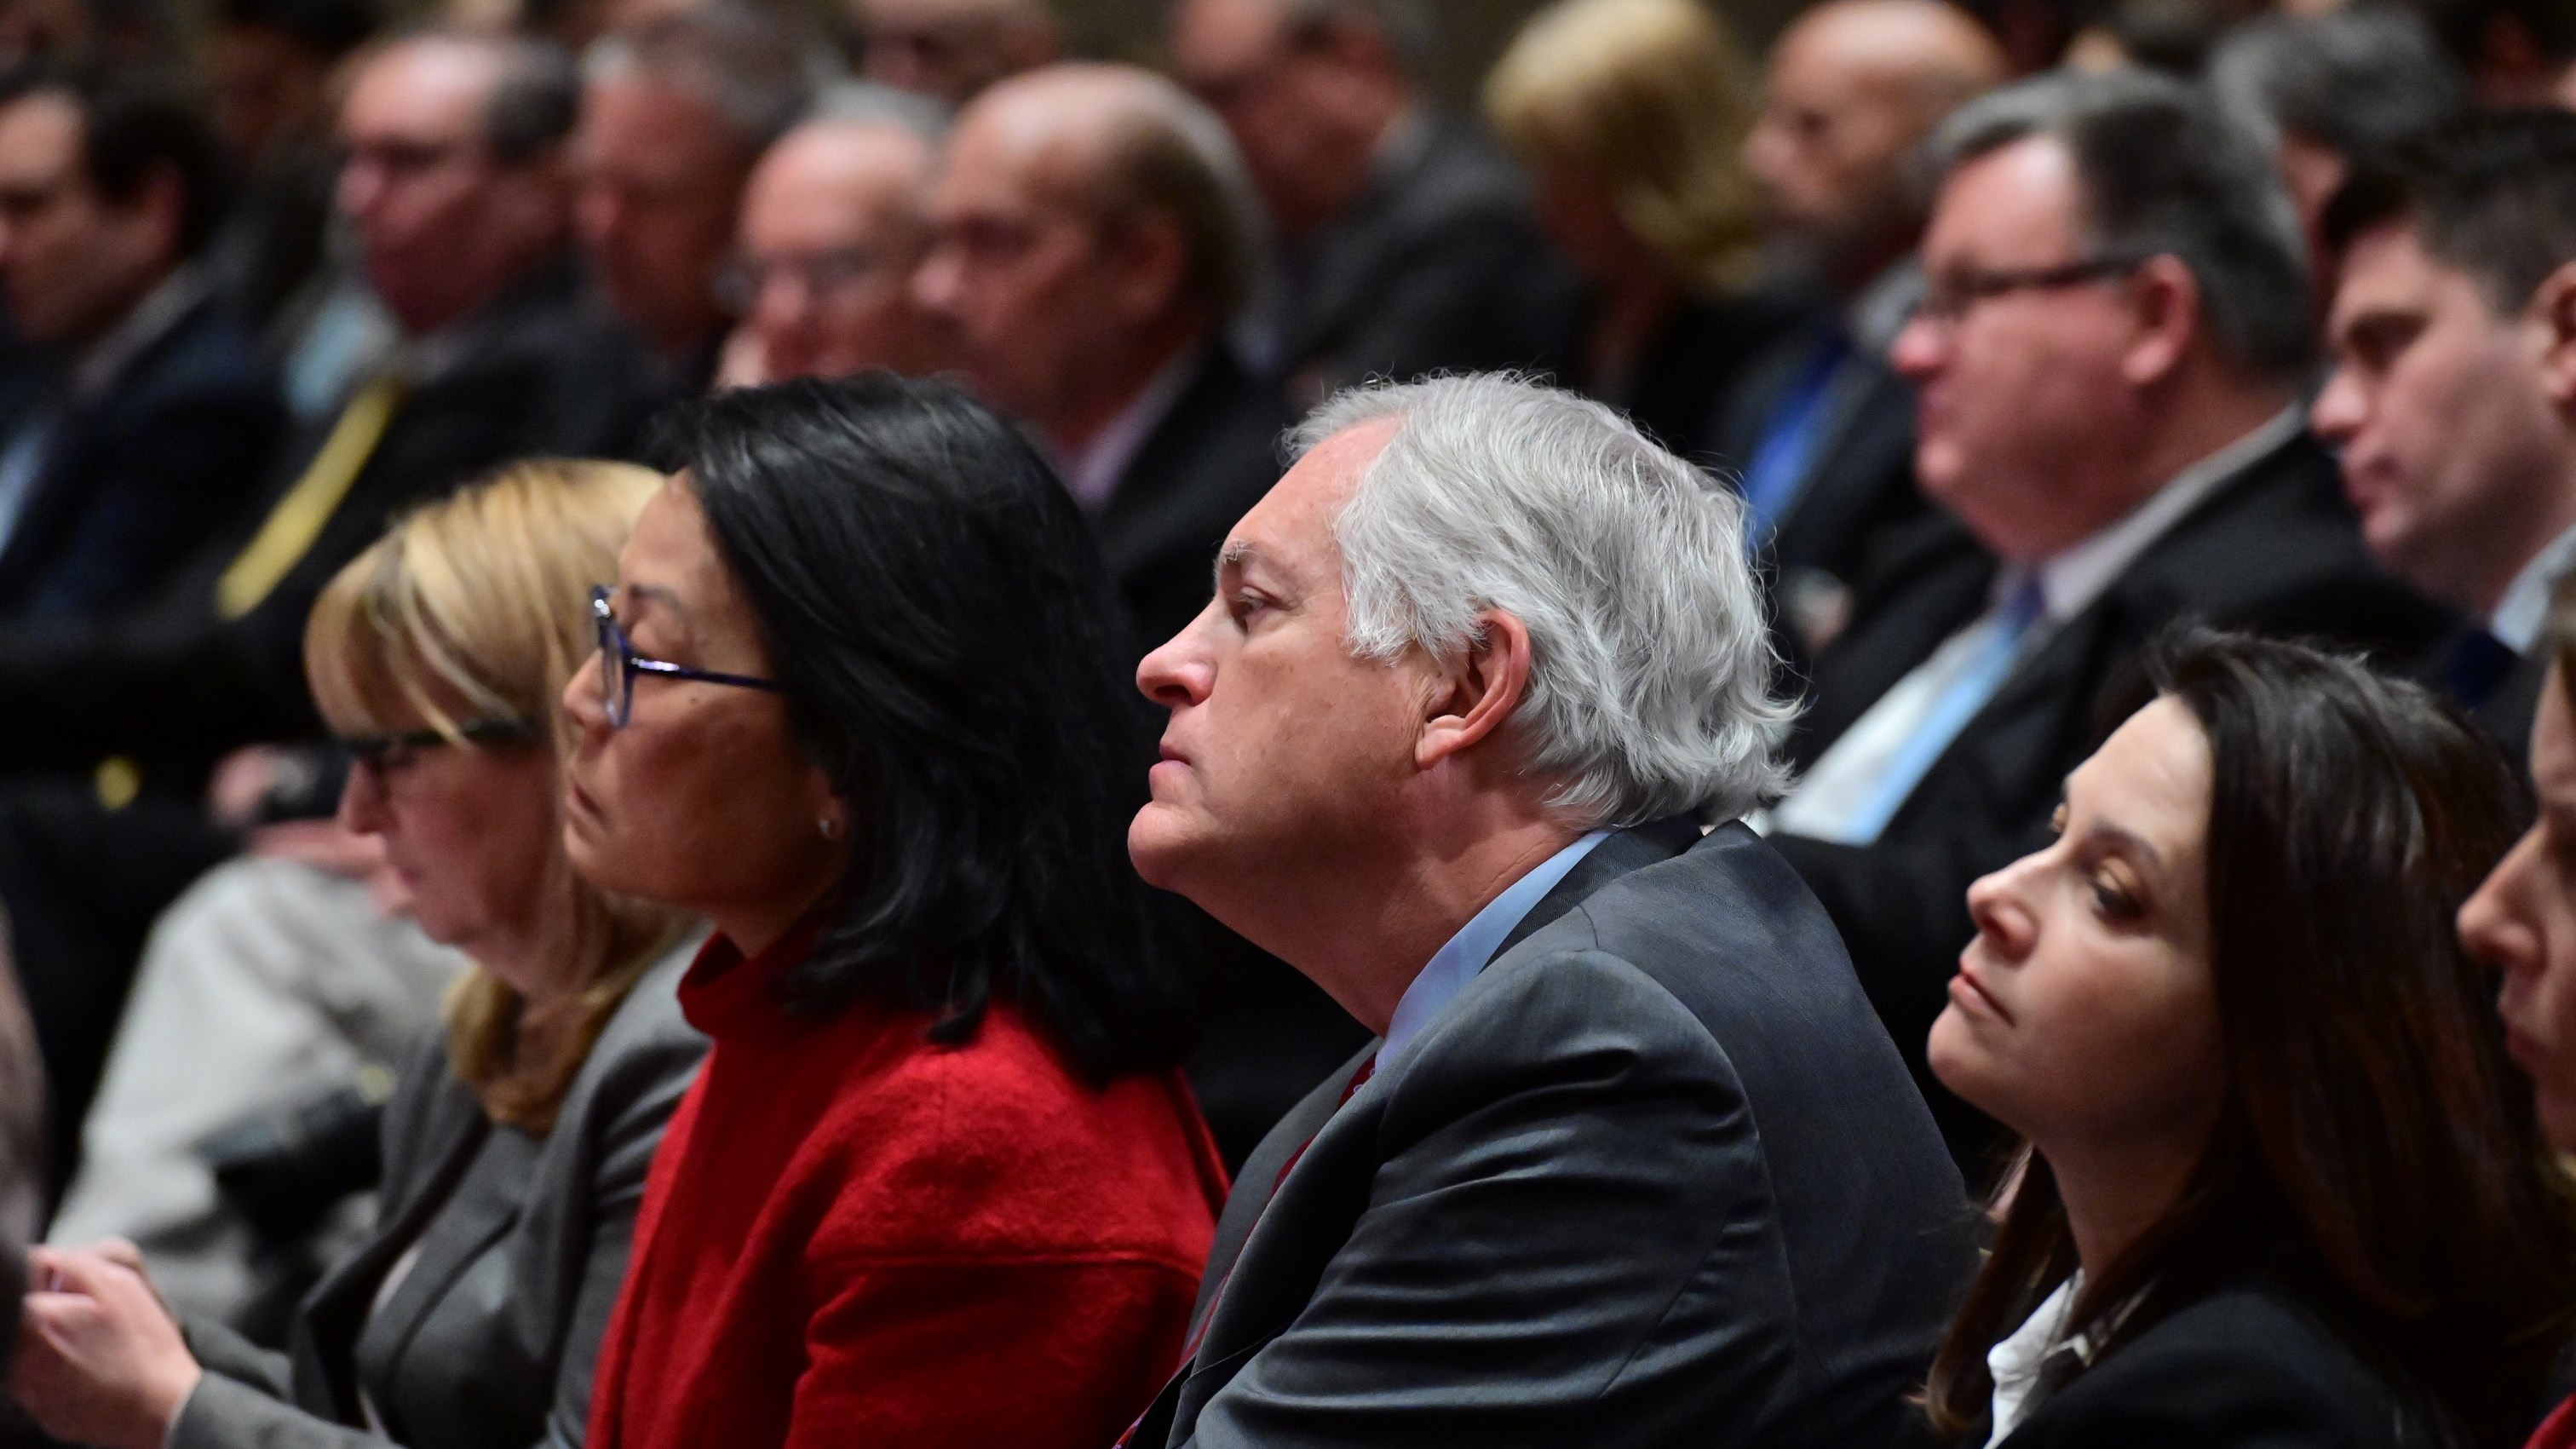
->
xmin=1123 ymin=373 xmax=1975 ymax=1447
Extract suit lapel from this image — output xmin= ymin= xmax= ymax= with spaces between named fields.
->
xmin=1492 ymin=816 xmax=1699 ymax=960
xmin=291 ymin=1078 xmax=490 ymax=1423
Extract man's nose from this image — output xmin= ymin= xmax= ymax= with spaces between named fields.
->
xmin=1136 ymin=604 xmax=1220 ymax=709
xmin=2309 ymin=364 xmax=2368 ymax=446
xmin=1889 ymin=314 xmax=1947 ymax=382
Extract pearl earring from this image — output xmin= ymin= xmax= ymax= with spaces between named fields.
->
xmin=819 ymin=815 xmax=841 ymax=841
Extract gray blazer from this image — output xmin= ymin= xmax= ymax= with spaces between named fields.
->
xmin=1134 ymin=820 xmax=1980 ymax=1448
xmin=171 ymin=935 xmax=708 ymax=1449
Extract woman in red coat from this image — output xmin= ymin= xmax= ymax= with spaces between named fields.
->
xmin=559 ymin=377 xmax=1226 ymax=1449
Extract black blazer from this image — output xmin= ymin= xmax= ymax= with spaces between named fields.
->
xmin=1094 ymin=346 xmax=1291 ymax=658
xmin=1707 ymin=319 xmax=1927 ymax=617
xmin=1136 ymin=820 xmax=1978 ymax=1447
xmin=0 ymin=293 xmax=281 ymax=622
xmin=1601 ymin=290 xmax=1817 ymax=467
xmin=0 ymin=256 xmax=654 ymax=787
xmin=1990 ymin=1278 xmax=2435 ymax=1447
xmin=1272 ymin=113 xmax=1583 ymax=405
xmin=173 ymin=938 xmax=708 ymax=1449
xmin=1772 ymin=428 xmax=2453 ymax=1174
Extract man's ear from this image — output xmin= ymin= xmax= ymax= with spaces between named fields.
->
xmin=1105 ymin=210 xmax=1192 ymax=325
xmin=2119 ymin=254 xmax=2199 ymax=389
xmin=124 ymin=164 xmax=187 ymax=267
xmin=2531 ymin=259 xmax=2576 ymax=413
xmin=1416 ymin=609 xmax=1533 ymax=772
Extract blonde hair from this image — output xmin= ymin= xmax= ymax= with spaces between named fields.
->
xmin=1484 ymin=0 xmax=1763 ymax=295
xmin=305 ymin=458 xmax=693 ymax=1134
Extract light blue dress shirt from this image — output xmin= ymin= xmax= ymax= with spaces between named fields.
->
xmin=1377 ymin=830 xmax=1613 ymax=1084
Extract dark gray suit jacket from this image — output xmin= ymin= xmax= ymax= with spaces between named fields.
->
xmin=1138 ymin=819 xmax=1978 ymax=1447
xmin=170 ymin=936 xmax=708 ymax=1449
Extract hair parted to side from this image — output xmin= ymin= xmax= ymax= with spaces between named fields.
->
xmin=1926 ymin=67 xmax=2316 ymax=382
xmin=1924 ymin=628 xmax=2576 ymax=1447
xmin=1292 ymin=373 xmax=1793 ymax=828
xmin=2325 ymin=108 xmax=2576 ymax=319
xmin=668 ymin=374 xmax=1199 ymax=1084
xmin=1483 ymin=0 xmax=1763 ymax=295
xmin=305 ymin=458 xmax=695 ymax=1133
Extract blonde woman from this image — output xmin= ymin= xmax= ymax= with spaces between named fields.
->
xmin=8 ymin=460 xmax=707 ymax=1449
xmin=1486 ymin=0 xmax=1803 ymax=441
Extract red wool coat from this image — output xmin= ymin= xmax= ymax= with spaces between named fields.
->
xmin=585 ymin=927 xmax=1227 ymax=1449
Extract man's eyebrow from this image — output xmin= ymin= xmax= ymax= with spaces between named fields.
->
xmin=1212 ymin=540 xmax=1260 ymax=589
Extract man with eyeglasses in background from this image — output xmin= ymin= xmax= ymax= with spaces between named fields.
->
xmin=1759 ymin=69 xmax=2448 ymax=1180
xmin=719 ymin=87 xmax=957 ymax=387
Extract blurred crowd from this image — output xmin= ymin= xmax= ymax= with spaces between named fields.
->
xmin=0 ymin=0 xmax=2560 ymax=1440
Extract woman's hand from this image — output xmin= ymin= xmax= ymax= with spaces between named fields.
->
xmin=10 ymin=1245 xmax=203 ymax=1449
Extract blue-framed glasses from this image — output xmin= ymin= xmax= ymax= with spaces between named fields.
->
xmin=590 ymin=585 xmax=785 ymax=728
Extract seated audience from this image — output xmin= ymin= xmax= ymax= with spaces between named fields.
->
xmin=1122 ymin=374 xmax=1975 ymax=1446
xmin=1167 ymin=0 xmax=1582 ymax=404
xmin=1768 ymin=70 xmax=2451 ymax=1176
xmin=2418 ymin=0 xmax=2575 ymax=108
xmin=2313 ymin=110 xmax=2576 ymax=769
xmin=46 ymin=851 xmax=466 ymax=1329
xmin=2207 ymin=5 xmax=2465 ymax=278
xmin=846 ymin=0 xmax=1056 ymax=105
xmin=1924 ymin=629 xmax=2576 ymax=1446
xmin=0 ymin=30 xmax=653 ymax=1187
xmin=2464 ymin=585 xmax=2576 ymax=1449
xmin=720 ymin=88 xmax=954 ymax=386
xmin=575 ymin=6 xmax=812 ymax=401
xmin=4 ymin=457 xmax=710 ymax=1449
xmin=916 ymin=60 xmax=1369 ymax=1166
xmin=1482 ymin=0 xmax=1804 ymax=457
xmin=569 ymin=377 xmax=1222 ymax=1449
xmin=201 ymin=0 xmax=380 ymax=345
xmin=0 ymin=64 xmax=282 ymax=621
xmin=1733 ymin=0 xmax=2004 ymax=658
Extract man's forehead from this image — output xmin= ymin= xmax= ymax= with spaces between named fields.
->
xmin=0 ymin=95 xmax=78 ymax=181
xmin=1929 ymin=138 xmax=2078 ymax=256
xmin=1224 ymin=417 xmax=1394 ymax=568
xmin=344 ymin=44 xmax=495 ymax=138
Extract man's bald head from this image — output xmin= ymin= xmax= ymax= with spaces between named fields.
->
xmin=1745 ymin=0 xmax=2004 ymax=290
xmin=913 ymin=62 xmax=1259 ymax=446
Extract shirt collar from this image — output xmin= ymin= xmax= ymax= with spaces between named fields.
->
xmin=70 ymin=263 xmax=206 ymax=405
xmin=2491 ymin=519 xmax=2576 ymax=655
xmin=2033 ymin=405 xmax=2304 ymax=624
xmin=1061 ymin=343 xmax=1203 ymax=514
xmin=1986 ymin=1273 xmax=2086 ymax=1445
xmin=1377 ymin=831 xmax=1611 ymax=1082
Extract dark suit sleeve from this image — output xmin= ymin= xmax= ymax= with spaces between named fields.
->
xmin=1301 ymin=218 xmax=1580 ymax=397
xmin=22 ymin=390 xmax=280 ymax=622
xmin=1188 ymin=946 xmax=1795 ymax=1447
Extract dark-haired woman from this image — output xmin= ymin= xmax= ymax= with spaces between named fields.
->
xmin=1920 ymin=630 xmax=2576 ymax=1447
xmin=567 ymin=376 xmax=1224 ymax=1449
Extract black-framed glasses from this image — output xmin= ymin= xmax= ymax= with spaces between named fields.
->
xmin=340 ymin=718 xmax=538 ymax=773
xmin=590 ymin=585 xmax=785 ymax=728
xmin=1915 ymin=254 xmax=2151 ymax=325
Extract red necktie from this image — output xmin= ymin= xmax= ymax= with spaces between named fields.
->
xmin=2529 ymin=1396 xmax=2576 ymax=1449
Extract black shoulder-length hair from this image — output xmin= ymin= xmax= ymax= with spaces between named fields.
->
xmin=665 ymin=374 xmax=1199 ymax=1084
xmin=1924 ymin=629 xmax=2576 ymax=1447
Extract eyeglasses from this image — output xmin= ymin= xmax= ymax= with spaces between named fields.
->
xmin=1914 ymin=255 xmax=2150 ymax=325
xmin=713 ymin=248 xmax=888 ymax=313
xmin=590 ymin=585 xmax=785 ymax=728
xmin=340 ymin=718 xmax=538 ymax=773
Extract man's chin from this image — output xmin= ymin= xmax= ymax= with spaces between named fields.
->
xmin=1126 ymin=802 xmax=1205 ymax=894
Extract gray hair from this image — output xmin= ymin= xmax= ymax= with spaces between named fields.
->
xmin=584 ymin=6 xmax=819 ymax=156
xmin=1926 ymin=67 xmax=2314 ymax=381
xmin=1292 ymin=374 xmax=1793 ymax=828
xmin=2208 ymin=6 xmax=2465 ymax=161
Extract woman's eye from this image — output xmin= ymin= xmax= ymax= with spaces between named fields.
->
xmin=2090 ymin=876 xmax=2142 ymax=921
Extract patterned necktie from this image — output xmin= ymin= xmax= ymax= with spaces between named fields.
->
xmin=1839 ymin=575 xmax=2048 ymax=846
xmin=216 ymin=374 xmax=405 ymax=620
